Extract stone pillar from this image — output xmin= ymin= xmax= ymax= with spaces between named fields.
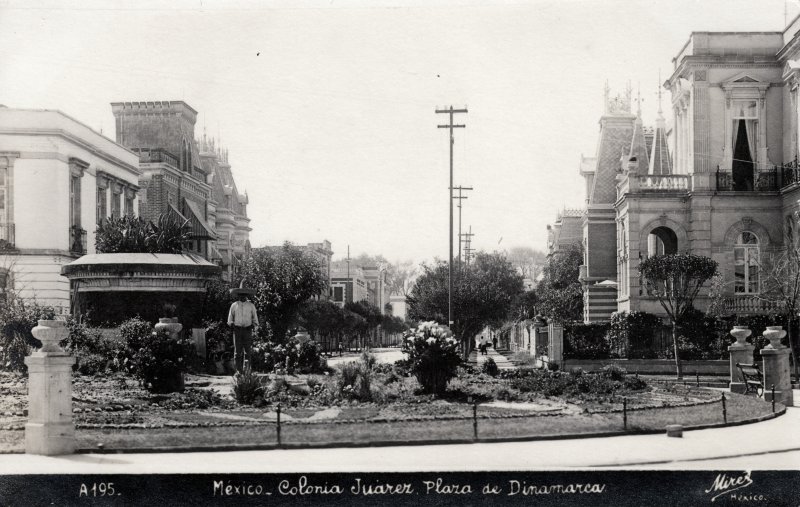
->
xmin=728 ymin=326 xmax=754 ymax=394
xmin=532 ymin=326 xmax=542 ymax=356
xmin=548 ymin=324 xmax=564 ymax=368
xmin=154 ymin=317 xmax=185 ymax=392
xmin=760 ymin=326 xmax=793 ymax=407
xmin=24 ymin=320 xmax=76 ymax=455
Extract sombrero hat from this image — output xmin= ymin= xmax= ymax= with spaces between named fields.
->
xmin=230 ymin=280 xmax=256 ymax=296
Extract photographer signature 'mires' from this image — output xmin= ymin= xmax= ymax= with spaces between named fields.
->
xmin=227 ymin=285 xmax=259 ymax=373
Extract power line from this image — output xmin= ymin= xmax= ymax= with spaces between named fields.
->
xmin=436 ymin=105 xmax=467 ymax=328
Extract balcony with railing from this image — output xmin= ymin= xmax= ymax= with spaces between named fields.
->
xmin=69 ymin=226 xmax=87 ymax=255
xmin=636 ymin=174 xmax=690 ymax=191
xmin=0 ymin=223 xmax=14 ymax=250
xmin=780 ymin=157 xmax=800 ymax=190
xmin=724 ymin=295 xmax=783 ymax=315
xmin=715 ymin=166 xmax=778 ymax=191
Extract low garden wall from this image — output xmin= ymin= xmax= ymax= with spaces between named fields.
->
xmin=563 ymin=359 xmax=730 ymax=376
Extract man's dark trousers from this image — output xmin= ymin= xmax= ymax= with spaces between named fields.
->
xmin=233 ymin=325 xmax=253 ymax=372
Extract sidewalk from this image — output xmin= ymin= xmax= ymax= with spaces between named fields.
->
xmin=469 ymin=347 xmax=515 ymax=370
xmin=3 ymin=394 xmax=797 ymax=474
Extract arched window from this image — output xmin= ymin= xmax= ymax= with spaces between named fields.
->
xmin=734 ymin=231 xmax=759 ymax=294
xmin=181 ymin=138 xmax=191 ymax=172
xmin=646 ymin=226 xmax=678 ymax=257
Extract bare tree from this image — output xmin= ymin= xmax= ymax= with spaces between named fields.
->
xmin=757 ymin=230 xmax=800 ymax=378
xmin=506 ymin=246 xmax=547 ymax=283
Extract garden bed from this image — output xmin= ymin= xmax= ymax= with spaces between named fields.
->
xmin=0 ymin=367 xmax=780 ymax=453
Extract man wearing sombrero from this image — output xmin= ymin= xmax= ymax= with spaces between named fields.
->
xmin=227 ymin=283 xmax=259 ymax=373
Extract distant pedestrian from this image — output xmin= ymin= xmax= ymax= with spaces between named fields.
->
xmin=492 ymin=336 xmax=497 ymax=350
xmin=479 ymin=335 xmax=488 ymax=355
xmin=228 ymin=285 xmax=259 ymax=374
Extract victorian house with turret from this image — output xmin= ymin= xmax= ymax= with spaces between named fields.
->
xmin=551 ymin=18 xmax=800 ymax=323
xmin=111 ymin=101 xmax=251 ymax=282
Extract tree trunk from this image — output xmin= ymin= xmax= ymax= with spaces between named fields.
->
xmin=787 ymin=316 xmax=799 ymax=380
xmin=672 ymin=321 xmax=683 ymax=379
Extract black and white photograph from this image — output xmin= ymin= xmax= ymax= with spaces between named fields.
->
xmin=0 ymin=0 xmax=798 ymax=505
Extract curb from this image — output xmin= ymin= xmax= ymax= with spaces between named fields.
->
xmin=75 ymin=406 xmax=787 ymax=455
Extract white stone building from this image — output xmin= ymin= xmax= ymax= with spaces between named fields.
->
xmin=0 ymin=107 xmax=140 ymax=312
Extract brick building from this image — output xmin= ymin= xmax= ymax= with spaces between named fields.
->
xmin=111 ymin=101 xmax=251 ymax=281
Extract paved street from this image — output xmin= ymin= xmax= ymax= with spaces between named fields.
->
xmin=1 ymin=395 xmax=797 ymax=474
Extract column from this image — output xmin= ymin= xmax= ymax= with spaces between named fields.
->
xmin=760 ymin=326 xmax=793 ymax=407
xmin=728 ymin=326 xmax=754 ymax=394
xmin=24 ymin=320 xmax=76 ymax=455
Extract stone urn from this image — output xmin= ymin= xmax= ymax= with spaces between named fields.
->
xmin=31 ymin=320 xmax=69 ymax=353
xmin=729 ymin=326 xmax=752 ymax=346
xmin=763 ymin=326 xmax=787 ymax=350
xmin=154 ymin=317 xmax=183 ymax=339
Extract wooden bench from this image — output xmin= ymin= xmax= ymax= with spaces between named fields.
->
xmin=736 ymin=362 xmax=764 ymax=396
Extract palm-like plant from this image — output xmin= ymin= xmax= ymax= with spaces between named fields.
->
xmin=95 ymin=212 xmax=190 ymax=254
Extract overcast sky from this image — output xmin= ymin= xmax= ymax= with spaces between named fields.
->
xmin=0 ymin=0 xmax=792 ymax=264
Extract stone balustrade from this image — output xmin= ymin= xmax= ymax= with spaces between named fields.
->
xmin=636 ymin=174 xmax=690 ymax=191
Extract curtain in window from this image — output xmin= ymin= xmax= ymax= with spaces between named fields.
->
xmin=742 ymin=119 xmax=757 ymax=161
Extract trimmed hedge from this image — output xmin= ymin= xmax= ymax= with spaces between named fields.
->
xmin=563 ymin=322 xmax=611 ymax=359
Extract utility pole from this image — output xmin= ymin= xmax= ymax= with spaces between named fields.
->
xmin=436 ymin=106 xmax=467 ymax=327
xmin=463 ymin=226 xmax=475 ymax=267
xmin=452 ymin=185 xmax=473 ymax=265
xmin=459 ymin=227 xmax=475 ymax=267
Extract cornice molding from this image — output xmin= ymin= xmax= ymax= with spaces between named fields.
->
xmin=0 ymin=128 xmax=140 ymax=176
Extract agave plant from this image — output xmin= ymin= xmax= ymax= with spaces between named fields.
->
xmin=145 ymin=213 xmax=191 ymax=254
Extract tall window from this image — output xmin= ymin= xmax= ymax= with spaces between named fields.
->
xmin=111 ymin=191 xmax=121 ymax=219
xmin=0 ymin=269 xmax=8 ymax=303
xmin=734 ymin=231 xmax=760 ymax=294
xmin=732 ymin=99 xmax=757 ymax=191
xmin=96 ymin=187 xmax=107 ymax=225
xmin=0 ymin=166 xmax=7 ymax=230
xmin=69 ymin=175 xmax=81 ymax=228
xmin=181 ymin=138 xmax=192 ymax=173
xmin=125 ymin=194 xmax=134 ymax=217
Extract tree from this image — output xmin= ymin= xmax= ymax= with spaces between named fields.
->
xmin=351 ymin=253 xmax=418 ymax=296
xmin=512 ymin=289 xmax=538 ymax=321
xmin=535 ymin=244 xmax=584 ymax=323
xmin=506 ymin=246 xmax=547 ymax=282
xmin=237 ymin=243 xmax=327 ymax=343
xmin=407 ymin=252 xmax=524 ymax=358
xmin=345 ymin=300 xmax=383 ymax=349
xmin=757 ymin=235 xmax=800 ymax=378
xmin=639 ymin=253 xmax=718 ymax=379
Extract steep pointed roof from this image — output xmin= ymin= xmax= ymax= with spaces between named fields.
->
xmin=649 ymin=111 xmax=673 ymax=175
xmin=589 ymin=115 xmax=634 ymax=204
xmin=627 ymin=114 xmax=650 ymax=174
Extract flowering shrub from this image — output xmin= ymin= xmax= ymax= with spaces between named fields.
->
xmin=250 ymin=337 xmax=328 ymax=374
xmin=401 ymin=321 xmax=461 ymax=395
xmin=129 ymin=329 xmax=194 ymax=393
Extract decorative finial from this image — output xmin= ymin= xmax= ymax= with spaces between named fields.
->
xmin=636 ymin=82 xmax=642 ymax=118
